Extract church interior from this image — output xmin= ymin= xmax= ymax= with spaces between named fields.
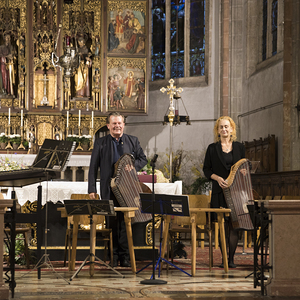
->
xmin=1 ymin=0 xmax=300 ymax=299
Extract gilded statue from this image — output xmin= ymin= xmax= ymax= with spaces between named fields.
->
xmin=74 ymin=37 xmax=92 ymax=98
xmin=0 ymin=34 xmax=16 ymax=96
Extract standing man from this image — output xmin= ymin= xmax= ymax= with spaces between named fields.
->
xmin=88 ymin=112 xmax=147 ymax=267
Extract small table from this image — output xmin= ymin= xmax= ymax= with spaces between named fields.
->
xmin=57 ymin=206 xmax=138 ymax=275
xmin=161 ymin=207 xmax=231 ymax=276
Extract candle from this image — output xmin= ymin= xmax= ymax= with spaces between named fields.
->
xmin=21 ymin=109 xmax=23 ymax=127
xmin=91 ymin=111 xmax=94 ymax=129
xmin=66 ymin=111 xmax=69 ymax=128
xmin=8 ymin=108 xmax=10 ymax=125
xmin=78 ymin=110 xmax=81 ymax=127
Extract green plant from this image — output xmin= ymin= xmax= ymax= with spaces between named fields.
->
xmin=190 ymin=176 xmax=211 ymax=194
xmin=4 ymin=234 xmax=37 ymax=266
xmin=161 ymin=149 xmax=185 ymax=182
xmin=190 ymin=164 xmax=211 ymax=194
xmin=140 ymin=159 xmax=152 ymax=174
xmin=80 ymin=135 xmax=91 ymax=145
xmin=10 ymin=134 xmax=21 ymax=144
xmin=66 ymin=135 xmax=80 ymax=143
xmin=23 ymin=140 xmax=29 ymax=148
xmin=0 ymin=133 xmax=8 ymax=143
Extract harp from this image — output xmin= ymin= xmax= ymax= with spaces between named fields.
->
xmin=223 ymin=158 xmax=254 ymax=230
xmin=111 ymin=153 xmax=152 ymax=223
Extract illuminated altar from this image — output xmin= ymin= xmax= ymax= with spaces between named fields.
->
xmin=0 ymin=0 xmax=149 ymax=152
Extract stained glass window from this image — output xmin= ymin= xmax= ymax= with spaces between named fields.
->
xmin=151 ymin=0 xmax=206 ymax=81
xmin=190 ymin=0 xmax=205 ymax=77
xmin=152 ymin=0 xmax=166 ymax=80
xmin=170 ymin=0 xmax=185 ymax=78
xmin=272 ymin=0 xmax=278 ymax=56
xmin=262 ymin=0 xmax=268 ymax=61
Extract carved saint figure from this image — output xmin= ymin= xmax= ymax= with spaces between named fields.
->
xmin=0 ymin=34 xmax=15 ymax=96
xmin=74 ymin=37 xmax=92 ymax=98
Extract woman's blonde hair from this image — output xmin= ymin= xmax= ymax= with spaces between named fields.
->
xmin=213 ymin=116 xmax=237 ymax=142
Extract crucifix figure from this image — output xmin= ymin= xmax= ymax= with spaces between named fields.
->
xmin=160 ymin=79 xmax=183 ymax=126
xmin=40 ymin=74 xmax=50 ymax=106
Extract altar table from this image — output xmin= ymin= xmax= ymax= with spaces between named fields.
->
xmin=3 ymin=181 xmax=182 ymax=206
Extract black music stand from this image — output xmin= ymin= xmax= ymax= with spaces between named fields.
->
xmin=65 ymin=199 xmax=125 ymax=280
xmin=138 ymin=193 xmax=191 ymax=284
xmin=21 ymin=139 xmax=75 ymax=284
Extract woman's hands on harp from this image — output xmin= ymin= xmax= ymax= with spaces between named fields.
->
xmin=211 ymin=174 xmax=228 ymax=189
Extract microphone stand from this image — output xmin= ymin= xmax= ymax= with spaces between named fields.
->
xmin=140 ymin=155 xmax=167 ymax=285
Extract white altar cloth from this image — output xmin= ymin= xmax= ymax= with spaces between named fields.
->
xmin=4 ymin=181 xmax=182 ymax=206
xmin=0 ymin=153 xmax=91 ymax=167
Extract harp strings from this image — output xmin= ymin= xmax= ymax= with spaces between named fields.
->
xmin=226 ymin=159 xmax=254 ymax=230
xmin=115 ymin=155 xmax=140 ymax=205
xmin=113 ymin=154 xmax=152 ymax=223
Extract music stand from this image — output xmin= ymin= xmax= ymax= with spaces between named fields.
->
xmin=65 ymin=199 xmax=125 ymax=280
xmin=138 ymin=193 xmax=192 ymax=284
xmin=21 ymin=139 xmax=75 ymax=284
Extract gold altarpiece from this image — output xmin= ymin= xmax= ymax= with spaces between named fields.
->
xmin=0 ymin=0 xmax=148 ymax=152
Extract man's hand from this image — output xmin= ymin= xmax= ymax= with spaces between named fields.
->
xmin=89 ymin=192 xmax=97 ymax=199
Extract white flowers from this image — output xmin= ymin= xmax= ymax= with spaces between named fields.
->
xmin=9 ymin=134 xmax=21 ymax=139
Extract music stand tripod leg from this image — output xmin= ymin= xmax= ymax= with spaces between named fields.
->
xmin=70 ymin=214 xmax=125 ymax=281
xmin=89 ymin=216 xmax=96 ymax=277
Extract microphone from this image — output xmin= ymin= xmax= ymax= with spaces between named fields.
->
xmin=150 ymin=154 xmax=158 ymax=167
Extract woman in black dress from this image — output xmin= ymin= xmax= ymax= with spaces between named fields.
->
xmin=203 ymin=116 xmax=245 ymax=268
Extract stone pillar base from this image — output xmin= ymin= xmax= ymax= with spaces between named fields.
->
xmin=267 ymin=279 xmax=300 ymax=296
xmin=0 ymin=285 xmax=9 ymax=300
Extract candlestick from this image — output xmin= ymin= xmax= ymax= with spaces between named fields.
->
xmin=91 ymin=111 xmax=94 ymax=129
xmin=78 ymin=110 xmax=81 ymax=127
xmin=8 ymin=108 xmax=10 ymax=125
xmin=21 ymin=109 xmax=23 ymax=127
xmin=67 ymin=111 xmax=69 ymax=128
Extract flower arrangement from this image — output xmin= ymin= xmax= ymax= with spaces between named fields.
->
xmin=138 ymin=159 xmax=169 ymax=183
xmin=66 ymin=134 xmax=80 ymax=143
xmin=66 ymin=134 xmax=91 ymax=145
xmin=0 ymin=132 xmax=8 ymax=143
xmin=9 ymin=134 xmax=21 ymax=144
xmin=0 ymin=156 xmax=28 ymax=172
xmin=80 ymin=134 xmax=91 ymax=145
xmin=139 ymin=159 xmax=152 ymax=175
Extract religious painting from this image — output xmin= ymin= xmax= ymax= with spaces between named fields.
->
xmin=107 ymin=1 xmax=147 ymax=56
xmin=106 ymin=57 xmax=146 ymax=113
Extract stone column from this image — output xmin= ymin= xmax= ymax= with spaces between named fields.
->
xmin=70 ymin=167 xmax=78 ymax=182
xmin=265 ymin=200 xmax=300 ymax=296
xmin=0 ymin=200 xmax=13 ymax=300
xmin=83 ymin=166 xmax=89 ymax=182
xmin=60 ymin=171 xmax=65 ymax=180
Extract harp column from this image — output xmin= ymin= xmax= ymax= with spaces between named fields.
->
xmin=160 ymin=79 xmax=183 ymax=183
